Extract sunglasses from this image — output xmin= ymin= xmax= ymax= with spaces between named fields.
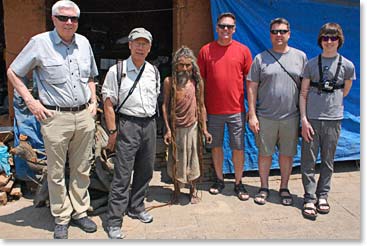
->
xmin=218 ymin=24 xmax=235 ymax=29
xmin=54 ymin=15 xmax=79 ymax=23
xmin=321 ymin=36 xmax=339 ymax=42
xmin=270 ymin=29 xmax=289 ymax=35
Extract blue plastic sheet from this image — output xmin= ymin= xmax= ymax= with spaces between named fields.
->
xmin=13 ymin=90 xmax=45 ymax=180
xmin=210 ymin=0 xmax=360 ymax=173
xmin=0 ymin=145 xmax=10 ymax=176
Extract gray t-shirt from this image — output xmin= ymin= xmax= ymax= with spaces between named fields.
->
xmin=301 ymin=54 xmax=356 ymax=120
xmin=247 ymin=47 xmax=307 ymax=120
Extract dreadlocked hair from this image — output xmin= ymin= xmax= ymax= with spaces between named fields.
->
xmin=169 ymin=46 xmax=206 ymax=185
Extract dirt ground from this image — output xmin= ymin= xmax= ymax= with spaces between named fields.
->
xmin=0 ymin=161 xmax=361 ymax=241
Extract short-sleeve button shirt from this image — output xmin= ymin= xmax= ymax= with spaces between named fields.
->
xmin=101 ymin=56 xmax=160 ymax=117
xmin=10 ymin=29 xmax=98 ymax=107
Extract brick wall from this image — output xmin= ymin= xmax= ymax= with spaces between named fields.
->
xmin=173 ymin=0 xmax=214 ymax=56
xmin=3 ymin=0 xmax=47 ymax=122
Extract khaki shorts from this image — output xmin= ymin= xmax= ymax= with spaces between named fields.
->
xmin=255 ymin=116 xmax=299 ymax=156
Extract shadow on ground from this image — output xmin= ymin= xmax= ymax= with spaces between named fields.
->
xmin=0 ymin=205 xmax=53 ymax=232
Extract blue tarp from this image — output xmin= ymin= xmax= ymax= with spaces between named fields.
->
xmin=13 ymin=90 xmax=45 ymax=180
xmin=210 ymin=0 xmax=360 ymax=173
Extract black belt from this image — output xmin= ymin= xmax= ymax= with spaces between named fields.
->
xmin=43 ymin=103 xmax=89 ymax=112
xmin=119 ymin=113 xmax=155 ymax=122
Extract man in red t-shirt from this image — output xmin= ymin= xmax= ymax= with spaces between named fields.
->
xmin=197 ymin=12 xmax=252 ymax=201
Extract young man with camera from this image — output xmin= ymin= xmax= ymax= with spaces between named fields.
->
xmin=299 ymin=22 xmax=355 ymax=220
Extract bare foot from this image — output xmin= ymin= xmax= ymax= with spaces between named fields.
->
xmin=172 ymin=182 xmax=180 ymax=204
xmin=190 ymin=186 xmax=200 ymax=204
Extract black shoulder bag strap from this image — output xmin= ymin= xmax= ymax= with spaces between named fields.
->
xmin=115 ymin=62 xmax=146 ymax=113
xmin=115 ymin=59 xmax=126 ymax=113
xmin=266 ymin=49 xmax=299 ymax=89
xmin=153 ymin=65 xmax=160 ymax=118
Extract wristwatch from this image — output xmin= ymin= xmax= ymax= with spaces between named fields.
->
xmin=108 ymin=129 xmax=117 ymax=135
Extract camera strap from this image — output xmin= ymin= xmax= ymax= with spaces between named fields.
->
xmin=316 ymin=54 xmax=343 ymax=93
xmin=266 ymin=49 xmax=299 ymax=89
xmin=115 ymin=62 xmax=146 ymax=113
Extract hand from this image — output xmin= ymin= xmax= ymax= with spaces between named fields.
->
xmin=164 ymin=131 xmax=172 ymax=145
xmin=248 ymin=115 xmax=260 ymax=134
xmin=301 ymin=119 xmax=314 ymax=143
xmin=88 ymin=101 xmax=97 ymax=116
xmin=204 ymin=131 xmax=212 ymax=144
xmin=27 ymin=99 xmax=53 ymax=121
xmin=106 ymin=132 xmax=117 ymax=151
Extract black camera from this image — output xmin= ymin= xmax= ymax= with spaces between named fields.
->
xmin=322 ymin=80 xmax=335 ymax=91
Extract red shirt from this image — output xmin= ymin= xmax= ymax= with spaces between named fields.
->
xmin=198 ymin=40 xmax=252 ymax=114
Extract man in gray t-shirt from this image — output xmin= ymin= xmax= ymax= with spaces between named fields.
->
xmin=247 ymin=18 xmax=307 ymax=206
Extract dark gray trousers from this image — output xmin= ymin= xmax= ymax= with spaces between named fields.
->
xmin=107 ymin=116 xmax=156 ymax=227
xmin=301 ymin=119 xmax=341 ymax=204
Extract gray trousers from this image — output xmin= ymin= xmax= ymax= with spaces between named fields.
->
xmin=301 ymin=119 xmax=341 ymax=204
xmin=107 ymin=116 xmax=156 ymax=228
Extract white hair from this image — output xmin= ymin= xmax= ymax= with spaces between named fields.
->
xmin=52 ymin=0 xmax=80 ymax=17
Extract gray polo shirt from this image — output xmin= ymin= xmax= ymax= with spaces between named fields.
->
xmin=101 ymin=56 xmax=160 ymax=117
xmin=301 ymin=54 xmax=356 ymax=120
xmin=10 ymin=29 xmax=98 ymax=107
xmin=247 ymin=47 xmax=307 ymax=120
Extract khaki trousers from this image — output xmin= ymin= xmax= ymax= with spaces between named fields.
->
xmin=40 ymin=109 xmax=95 ymax=225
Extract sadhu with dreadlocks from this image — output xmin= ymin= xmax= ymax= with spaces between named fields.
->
xmin=162 ymin=46 xmax=212 ymax=204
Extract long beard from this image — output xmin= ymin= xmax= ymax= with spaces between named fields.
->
xmin=176 ymin=71 xmax=192 ymax=88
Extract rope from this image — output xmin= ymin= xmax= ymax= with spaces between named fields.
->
xmin=169 ymin=76 xmax=179 ymax=200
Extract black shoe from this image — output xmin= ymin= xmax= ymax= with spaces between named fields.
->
xmin=54 ymin=224 xmax=68 ymax=239
xmin=71 ymin=217 xmax=97 ymax=233
xmin=127 ymin=210 xmax=153 ymax=223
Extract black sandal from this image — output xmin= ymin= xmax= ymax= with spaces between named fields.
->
xmin=254 ymin=188 xmax=269 ymax=205
xmin=209 ymin=179 xmax=225 ymax=195
xmin=279 ymin=188 xmax=293 ymax=206
xmin=302 ymin=202 xmax=317 ymax=220
xmin=234 ymin=182 xmax=249 ymax=201
xmin=317 ymin=198 xmax=330 ymax=214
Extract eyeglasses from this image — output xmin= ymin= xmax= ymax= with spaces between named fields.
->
xmin=54 ymin=15 xmax=79 ymax=23
xmin=321 ymin=36 xmax=339 ymax=42
xmin=218 ymin=24 xmax=235 ymax=30
xmin=270 ymin=29 xmax=289 ymax=35
xmin=132 ymin=41 xmax=149 ymax=48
